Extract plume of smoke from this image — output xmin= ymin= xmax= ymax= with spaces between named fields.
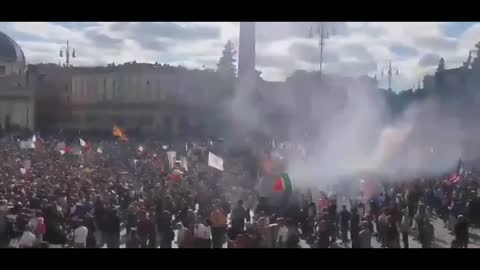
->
xmin=226 ymin=67 xmax=468 ymax=190
xmin=286 ymin=81 xmax=465 ymax=189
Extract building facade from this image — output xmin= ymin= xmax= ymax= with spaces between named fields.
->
xmin=61 ymin=63 xmax=230 ymax=138
xmin=0 ymin=32 xmax=34 ymax=131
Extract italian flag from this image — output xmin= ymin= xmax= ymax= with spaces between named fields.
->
xmin=273 ymin=173 xmax=293 ymax=193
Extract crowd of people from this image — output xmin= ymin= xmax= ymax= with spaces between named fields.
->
xmin=0 ymin=131 xmax=479 ymax=249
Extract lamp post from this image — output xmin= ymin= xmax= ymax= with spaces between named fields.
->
xmin=381 ymin=60 xmax=399 ymax=91
xmin=59 ymin=40 xmax=76 ymax=67
xmin=308 ymin=22 xmax=336 ymax=79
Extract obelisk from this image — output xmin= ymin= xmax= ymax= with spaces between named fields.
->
xmin=237 ymin=22 xmax=256 ymax=81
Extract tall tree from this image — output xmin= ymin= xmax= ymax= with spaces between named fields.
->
xmin=437 ymin=57 xmax=446 ymax=72
xmin=217 ymin=40 xmax=237 ymax=80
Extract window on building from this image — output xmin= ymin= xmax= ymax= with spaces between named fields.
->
xmin=0 ymin=65 xmax=5 ymax=76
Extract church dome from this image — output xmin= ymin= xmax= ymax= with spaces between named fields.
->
xmin=0 ymin=31 xmax=26 ymax=64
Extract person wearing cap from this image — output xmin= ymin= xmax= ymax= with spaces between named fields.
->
xmin=454 ymin=215 xmax=469 ymax=248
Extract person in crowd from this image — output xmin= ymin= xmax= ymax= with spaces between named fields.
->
xmin=377 ymin=209 xmax=388 ymax=247
xmin=73 ymin=220 xmax=88 ymax=248
xmin=399 ymin=209 xmax=410 ymax=248
xmin=158 ymin=210 xmax=174 ymax=248
xmin=286 ymin=218 xmax=300 ymax=248
xmin=104 ymin=209 xmax=120 ymax=248
xmin=231 ymin=200 xmax=249 ymax=239
xmin=46 ymin=222 xmax=66 ymax=248
xmin=328 ymin=199 xmax=338 ymax=242
xmin=176 ymin=222 xmax=194 ymax=248
xmin=454 ymin=215 xmax=469 ymax=248
xmin=339 ymin=204 xmax=350 ymax=244
xmin=275 ymin=217 xmax=288 ymax=248
xmin=18 ymin=226 xmax=36 ymax=248
xmin=350 ymin=206 xmax=360 ymax=248
xmin=193 ymin=216 xmax=211 ymax=248
xmin=316 ymin=217 xmax=330 ymax=248
xmin=209 ymin=203 xmax=227 ymax=248
xmin=359 ymin=221 xmax=371 ymax=248
xmin=126 ymin=228 xmax=141 ymax=248
xmin=421 ymin=220 xmax=434 ymax=248
xmin=386 ymin=215 xmax=400 ymax=248
xmin=84 ymin=215 xmax=97 ymax=248
xmin=137 ymin=211 xmax=154 ymax=248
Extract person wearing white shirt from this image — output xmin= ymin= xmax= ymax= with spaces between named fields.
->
xmin=73 ymin=221 xmax=88 ymax=248
xmin=276 ymin=218 xmax=288 ymax=248
xmin=193 ymin=219 xmax=211 ymax=248
xmin=19 ymin=227 xmax=36 ymax=248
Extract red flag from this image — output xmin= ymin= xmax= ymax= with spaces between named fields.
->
xmin=449 ymin=174 xmax=462 ymax=184
xmin=273 ymin=178 xmax=286 ymax=192
xmin=64 ymin=146 xmax=73 ymax=154
xmin=170 ymin=169 xmax=183 ymax=182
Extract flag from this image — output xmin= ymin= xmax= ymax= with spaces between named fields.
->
xmin=96 ymin=147 xmax=103 ymax=154
xmin=449 ymin=159 xmax=464 ymax=184
xmin=24 ymin=160 xmax=31 ymax=170
xmin=55 ymin=142 xmax=66 ymax=151
xmin=64 ymin=146 xmax=73 ymax=154
xmin=170 ymin=169 xmax=184 ymax=182
xmin=181 ymin=156 xmax=188 ymax=171
xmin=20 ymin=140 xmax=35 ymax=149
xmin=273 ymin=173 xmax=293 ymax=193
xmin=167 ymin=151 xmax=177 ymax=169
xmin=80 ymin=138 xmax=86 ymax=147
xmin=113 ymin=125 xmax=128 ymax=141
xmin=208 ymin=152 xmax=224 ymax=171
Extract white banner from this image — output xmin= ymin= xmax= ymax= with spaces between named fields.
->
xmin=208 ymin=152 xmax=224 ymax=171
xmin=181 ymin=156 xmax=188 ymax=171
xmin=55 ymin=142 xmax=66 ymax=151
xmin=24 ymin=160 xmax=31 ymax=170
xmin=20 ymin=140 xmax=35 ymax=149
xmin=167 ymin=151 xmax=176 ymax=169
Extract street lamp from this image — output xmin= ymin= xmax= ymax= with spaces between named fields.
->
xmin=59 ymin=40 xmax=76 ymax=67
xmin=308 ymin=22 xmax=336 ymax=78
xmin=380 ymin=60 xmax=399 ymax=91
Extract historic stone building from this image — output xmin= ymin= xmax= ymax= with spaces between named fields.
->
xmin=56 ymin=62 xmax=230 ymax=138
xmin=0 ymin=32 xmax=34 ymax=131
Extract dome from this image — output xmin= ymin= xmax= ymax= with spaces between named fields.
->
xmin=0 ymin=31 xmax=26 ymax=64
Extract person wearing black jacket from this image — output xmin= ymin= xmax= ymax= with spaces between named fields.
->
xmin=455 ymin=215 xmax=469 ymax=248
xmin=157 ymin=210 xmax=174 ymax=248
xmin=340 ymin=205 xmax=350 ymax=244
xmin=84 ymin=215 xmax=97 ymax=248
xmin=45 ymin=222 xmax=67 ymax=248
xmin=0 ymin=212 xmax=14 ymax=248
xmin=350 ymin=207 xmax=360 ymax=248
xmin=103 ymin=209 xmax=120 ymax=248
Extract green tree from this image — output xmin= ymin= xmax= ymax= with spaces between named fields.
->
xmin=216 ymin=40 xmax=237 ymax=80
xmin=437 ymin=57 xmax=445 ymax=72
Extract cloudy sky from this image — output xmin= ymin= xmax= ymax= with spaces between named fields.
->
xmin=1 ymin=22 xmax=479 ymax=91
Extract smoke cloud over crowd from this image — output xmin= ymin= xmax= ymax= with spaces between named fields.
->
xmin=227 ymin=70 xmax=469 ymax=189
